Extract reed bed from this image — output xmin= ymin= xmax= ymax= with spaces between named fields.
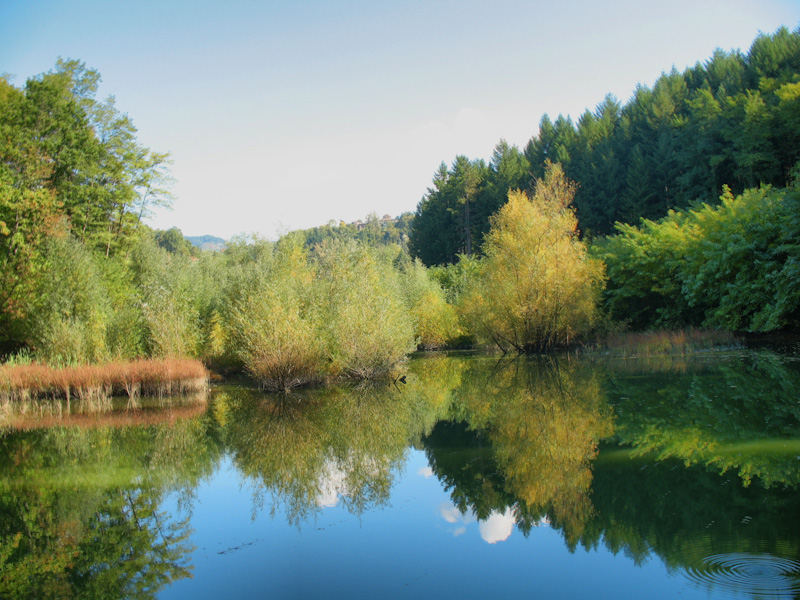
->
xmin=588 ymin=328 xmax=742 ymax=358
xmin=0 ymin=358 xmax=209 ymax=405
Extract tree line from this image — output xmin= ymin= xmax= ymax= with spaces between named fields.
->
xmin=409 ymin=27 xmax=800 ymax=262
xmin=2 ymin=28 xmax=799 ymax=383
xmin=1 ymin=59 xmax=172 ymax=352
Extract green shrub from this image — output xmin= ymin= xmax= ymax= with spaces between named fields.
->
xmin=130 ymin=236 xmax=201 ymax=358
xmin=226 ymin=239 xmax=327 ymax=390
xmin=314 ymin=240 xmax=416 ymax=379
xmin=26 ymin=232 xmax=110 ymax=364
xmin=598 ymin=184 xmax=800 ymax=332
xmin=400 ymin=259 xmax=462 ymax=349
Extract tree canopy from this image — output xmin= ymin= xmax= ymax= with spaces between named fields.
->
xmin=410 ymin=27 xmax=800 ymax=265
xmin=0 ymin=60 xmax=174 ymax=354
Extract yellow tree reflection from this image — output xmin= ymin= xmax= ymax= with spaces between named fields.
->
xmin=456 ymin=356 xmax=613 ymax=545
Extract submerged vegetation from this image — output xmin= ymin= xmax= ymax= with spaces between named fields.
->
xmin=1 ymin=28 xmax=799 ymax=394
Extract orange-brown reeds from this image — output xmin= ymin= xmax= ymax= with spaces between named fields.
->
xmin=0 ymin=358 xmax=209 ymax=405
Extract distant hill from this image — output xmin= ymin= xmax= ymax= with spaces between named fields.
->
xmin=186 ymin=235 xmax=226 ymax=251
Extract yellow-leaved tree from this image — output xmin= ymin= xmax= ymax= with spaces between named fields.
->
xmin=461 ymin=162 xmax=604 ymax=352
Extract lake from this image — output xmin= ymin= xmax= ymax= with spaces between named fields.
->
xmin=2 ymin=348 xmax=800 ymax=599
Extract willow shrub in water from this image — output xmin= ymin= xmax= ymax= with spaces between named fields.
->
xmin=313 ymin=240 xmax=416 ymax=379
xmin=227 ymin=240 xmax=327 ymax=391
xmin=226 ymin=238 xmax=416 ymax=388
xmin=460 ymin=163 xmax=605 ymax=352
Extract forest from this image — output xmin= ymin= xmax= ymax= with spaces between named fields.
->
xmin=1 ymin=27 xmax=799 ymax=391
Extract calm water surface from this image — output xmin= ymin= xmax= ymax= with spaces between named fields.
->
xmin=2 ymin=349 xmax=800 ymax=599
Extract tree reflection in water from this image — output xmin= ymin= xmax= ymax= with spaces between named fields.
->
xmin=0 ymin=407 xmax=220 ymax=599
xmin=426 ymin=355 xmax=614 ymax=547
xmin=604 ymin=350 xmax=800 ymax=487
xmin=423 ymin=350 xmax=800 ymax=572
xmin=1 ymin=349 xmax=799 ymax=598
xmin=221 ymin=356 xmax=459 ymax=526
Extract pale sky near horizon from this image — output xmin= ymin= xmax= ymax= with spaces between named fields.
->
xmin=2 ymin=0 xmax=798 ymax=240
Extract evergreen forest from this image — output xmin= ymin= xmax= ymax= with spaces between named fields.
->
xmin=2 ymin=27 xmax=800 ymax=391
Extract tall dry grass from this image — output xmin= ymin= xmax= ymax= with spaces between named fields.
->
xmin=0 ymin=358 xmax=209 ymax=405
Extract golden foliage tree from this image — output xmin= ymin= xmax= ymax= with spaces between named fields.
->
xmin=461 ymin=162 xmax=604 ymax=351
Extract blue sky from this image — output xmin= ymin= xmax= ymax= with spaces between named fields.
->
xmin=2 ymin=0 xmax=798 ymax=239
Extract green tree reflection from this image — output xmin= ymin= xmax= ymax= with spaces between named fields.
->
xmin=0 ymin=407 xmax=220 ymax=599
xmin=221 ymin=358 xmax=457 ymax=525
xmin=426 ymin=356 xmax=614 ymax=546
xmin=424 ymin=350 xmax=800 ymax=572
xmin=2 ymin=349 xmax=800 ymax=597
xmin=605 ymin=350 xmax=800 ymax=487
xmin=581 ymin=451 xmax=800 ymax=573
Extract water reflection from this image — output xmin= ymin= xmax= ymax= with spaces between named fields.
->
xmin=684 ymin=553 xmax=800 ymax=598
xmin=0 ymin=401 xmax=220 ymax=599
xmin=221 ymin=360 xmax=455 ymax=525
xmin=0 ymin=349 xmax=799 ymax=599
xmin=420 ymin=351 xmax=800 ymax=597
xmin=438 ymin=502 xmax=521 ymax=544
xmin=426 ymin=355 xmax=613 ymax=545
xmin=604 ymin=350 xmax=800 ymax=487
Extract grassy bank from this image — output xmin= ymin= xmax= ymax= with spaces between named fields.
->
xmin=0 ymin=358 xmax=209 ymax=404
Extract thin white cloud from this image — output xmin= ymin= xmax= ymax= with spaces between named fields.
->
xmin=439 ymin=502 xmax=479 ymax=538
xmin=439 ymin=503 xmax=462 ymax=524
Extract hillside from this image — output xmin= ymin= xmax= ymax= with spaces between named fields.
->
xmin=186 ymin=235 xmax=226 ymax=251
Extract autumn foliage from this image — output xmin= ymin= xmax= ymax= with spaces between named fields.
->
xmin=460 ymin=163 xmax=605 ymax=352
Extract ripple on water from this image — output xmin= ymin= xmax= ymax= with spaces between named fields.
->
xmin=684 ymin=553 xmax=800 ymax=598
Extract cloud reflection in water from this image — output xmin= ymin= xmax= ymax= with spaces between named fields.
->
xmin=439 ymin=502 xmax=516 ymax=544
